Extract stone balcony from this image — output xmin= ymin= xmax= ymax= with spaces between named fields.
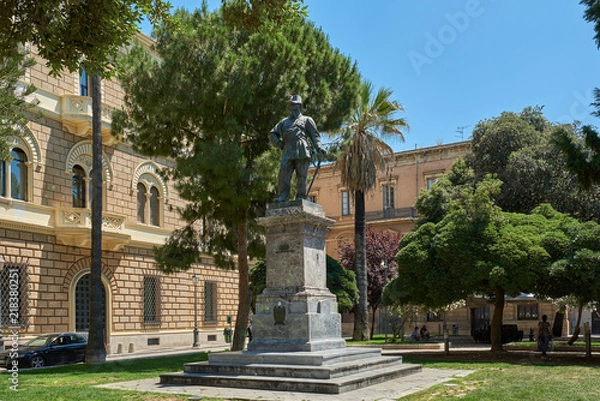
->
xmin=54 ymin=207 xmax=130 ymax=251
xmin=365 ymin=207 xmax=417 ymax=222
xmin=59 ymin=95 xmax=117 ymax=145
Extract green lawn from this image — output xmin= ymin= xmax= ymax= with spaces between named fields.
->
xmin=346 ymin=333 xmax=445 ymax=345
xmin=1 ymin=350 xmax=599 ymax=400
xmin=0 ymin=353 xmax=213 ymax=401
xmin=401 ymin=355 xmax=600 ymax=401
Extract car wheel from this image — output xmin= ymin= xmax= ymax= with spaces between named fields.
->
xmin=29 ymin=355 xmax=45 ymax=368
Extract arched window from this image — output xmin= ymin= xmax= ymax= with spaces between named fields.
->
xmin=0 ymin=132 xmax=40 ymax=203
xmin=137 ymin=182 xmax=161 ymax=227
xmin=7 ymin=148 xmax=29 ymax=201
xmin=72 ymin=164 xmax=86 ymax=208
xmin=74 ymin=273 xmax=106 ymax=334
xmin=137 ymin=183 xmax=146 ymax=224
xmin=132 ymin=163 xmax=167 ymax=228
xmin=65 ymin=140 xmax=113 ymax=210
xmin=149 ymin=186 xmax=159 ymax=226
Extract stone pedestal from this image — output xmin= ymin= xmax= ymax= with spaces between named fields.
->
xmin=248 ymin=199 xmax=346 ymax=352
xmin=160 ymin=200 xmax=421 ymax=394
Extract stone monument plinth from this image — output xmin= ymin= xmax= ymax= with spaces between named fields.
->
xmin=160 ymin=199 xmax=421 ymax=394
xmin=248 ymin=199 xmax=346 ymax=352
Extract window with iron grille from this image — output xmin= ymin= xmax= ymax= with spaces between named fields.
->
xmin=143 ymin=276 xmax=161 ymax=325
xmin=75 ymin=273 xmax=107 ymax=332
xmin=204 ymin=281 xmax=217 ymax=322
xmin=383 ymin=184 xmax=395 ymax=209
xmin=517 ymin=303 xmax=538 ymax=320
xmin=0 ymin=263 xmax=28 ymax=328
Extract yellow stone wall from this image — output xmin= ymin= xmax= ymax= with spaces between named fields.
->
xmin=0 ymin=38 xmax=240 ymax=353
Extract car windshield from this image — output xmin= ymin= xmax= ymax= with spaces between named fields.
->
xmin=24 ymin=334 xmax=56 ymax=347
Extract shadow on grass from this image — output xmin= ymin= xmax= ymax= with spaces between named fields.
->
xmin=21 ymin=352 xmax=209 ymax=378
xmin=401 ymin=350 xmax=600 ymax=368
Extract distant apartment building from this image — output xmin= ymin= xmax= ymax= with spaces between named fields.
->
xmin=0 ymin=34 xmax=237 ymax=354
xmin=309 ymin=141 xmax=470 ymax=256
xmin=309 ymin=142 xmax=570 ymax=338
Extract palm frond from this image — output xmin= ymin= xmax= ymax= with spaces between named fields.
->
xmin=333 ymin=81 xmax=408 ymax=193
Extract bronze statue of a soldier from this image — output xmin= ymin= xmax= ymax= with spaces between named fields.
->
xmin=269 ymin=95 xmax=326 ymax=202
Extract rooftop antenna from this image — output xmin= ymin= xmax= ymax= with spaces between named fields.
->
xmin=456 ymin=125 xmax=471 ymax=141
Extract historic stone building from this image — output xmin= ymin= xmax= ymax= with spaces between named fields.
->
xmin=308 ymin=141 xmax=470 ymax=257
xmin=0 ymin=35 xmax=237 ymax=354
xmin=308 ymin=141 xmax=567 ymax=338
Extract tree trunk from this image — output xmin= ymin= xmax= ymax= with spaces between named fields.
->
xmin=86 ymin=73 xmax=106 ymax=364
xmin=231 ymin=222 xmax=251 ymax=351
xmin=352 ymin=190 xmax=369 ymax=341
xmin=392 ymin=313 xmax=409 ymax=342
xmin=567 ymin=300 xmax=584 ymax=345
xmin=370 ymin=304 xmax=378 ymax=339
xmin=489 ymin=286 xmax=505 ymax=352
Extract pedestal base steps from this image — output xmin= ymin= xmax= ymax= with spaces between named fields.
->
xmin=159 ymin=347 xmax=422 ymax=394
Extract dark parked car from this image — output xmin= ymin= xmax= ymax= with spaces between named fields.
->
xmin=472 ymin=324 xmax=523 ymax=344
xmin=0 ymin=332 xmax=87 ymax=368
xmin=501 ymin=324 xmax=523 ymax=343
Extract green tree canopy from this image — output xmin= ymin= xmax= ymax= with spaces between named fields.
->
xmin=115 ymin=5 xmax=360 ymax=270
xmin=463 ymin=106 xmax=600 ymax=221
xmin=326 ymin=255 xmax=359 ymax=313
xmin=386 ymin=178 xmax=560 ymax=352
xmin=113 ymin=6 xmax=361 ymax=350
xmin=552 ymin=124 xmax=600 ymax=191
xmin=0 ymin=0 xmax=173 ymax=76
xmin=0 ymin=50 xmax=36 ymax=161
xmin=535 ymin=204 xmax=600 ymax=343
xmin=414 ymin=158 xmax=475 ymax=226
xmin=220 ymin=0 xmax=307 ymax=31
xmin=551 ymin=1 xmax=600 ymax=192
xmin=581 ymin=0 xmax=600 ymax=48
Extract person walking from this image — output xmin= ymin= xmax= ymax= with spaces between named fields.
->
xmin=537 ymin=314 xmax=552 ymax=359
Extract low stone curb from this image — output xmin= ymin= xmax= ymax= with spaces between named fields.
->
xmin=348 ymin=343 xmax=444 ymax=350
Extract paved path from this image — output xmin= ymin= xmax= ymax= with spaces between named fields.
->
xmin=98 ymin=368 xmax=474 ymax=401
xmin=100 ymin=343 xmax=477 ymax=400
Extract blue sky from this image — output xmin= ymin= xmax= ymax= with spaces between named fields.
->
xmin=142 ymin=1 xmax=600 ymax=151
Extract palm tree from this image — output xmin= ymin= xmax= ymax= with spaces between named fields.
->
xmin=331 ymin=82 xmax=408 ymax=340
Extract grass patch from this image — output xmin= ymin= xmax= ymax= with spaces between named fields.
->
xmin=346 ymin=333 xmax=444 ymax=345
xmin=0 ymin=353 xmax=209 ymax=401
xmin=401 ymin=356 xmax=600 ymax=401
xmin=510 ymin=340 xmax=600 ymax=347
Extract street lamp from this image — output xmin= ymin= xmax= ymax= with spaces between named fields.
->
xmin=192 ymin=273 xmax=199 ymax=347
